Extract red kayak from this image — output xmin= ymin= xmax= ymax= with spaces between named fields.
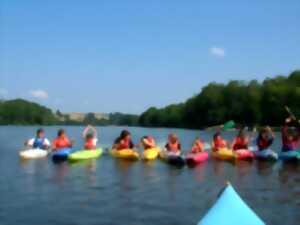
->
xmin=186 ymin=151 xmax=209 ymax=166
xmin=234 ymin=149 xmax=255 ymax=161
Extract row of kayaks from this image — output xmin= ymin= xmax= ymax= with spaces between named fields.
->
xmin=19 ymin=147 xmax=300 ymax=165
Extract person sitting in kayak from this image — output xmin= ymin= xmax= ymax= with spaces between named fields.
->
xmin=256 ymin=126 xmax=274 ymax=151
xmin=113 ymin=130 xmax=134 ymax=150
xmin=165 ymin=133 xmax=181 ymax=154
xmin=82 ymin=125 xmax=98 ymax=150
xmin=25 ymin=128 xmax=50 ymax=150
xmin=141 ymin=136 xmax=156 ymax=150
xmin=52 ymin=129 xmax=72 ymax=151
xmin=281 ymin=117 xmax=300 ymax=152
xmin=211 ymin=132 xmax=227 ymax=151
xmin=232 ymin=129 xmax=250 ymax=151
xmin=191 ymin=137 xmax=205 ymax=153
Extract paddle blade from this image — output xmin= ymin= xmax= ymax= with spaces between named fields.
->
xmin=223 ymin=120 xmax=235 ymax=130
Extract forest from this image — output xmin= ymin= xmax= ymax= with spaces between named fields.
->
xmin=139 ymin=70 xmax=300 ymax=129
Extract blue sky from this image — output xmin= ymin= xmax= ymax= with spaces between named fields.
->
xmin=1 ymin=0 xmax=299 ymax=114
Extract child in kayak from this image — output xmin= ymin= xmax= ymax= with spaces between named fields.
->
xmin=82 ymin=125 xmax=98 ymax=150
xmin=165 ymin=133 xmax=181 ymax=154
xmin=113 ymin=130 xmax=134 ymax=150
xmin=141 ymin=136 xmax=156 ymax=150
xmin=25 ymin=128 xmax=50 ymax=150
xmin=191 ymin=137 xmax=205 ymax=153
xmin=52 ymin=129 xmax=72 ymax=151
xmin=232 ymin=129 xmax=250 ymax=151
xmin=211 ymin=132 xmax=227 ymax=151
xmin=256 ymin=126 xmax=274 ymax=151
xmin=281 ymin=117 xmax=300 ymax=152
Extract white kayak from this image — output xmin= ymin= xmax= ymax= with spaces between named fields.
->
xmin=19 ymin=149 xmax=48 ymax=159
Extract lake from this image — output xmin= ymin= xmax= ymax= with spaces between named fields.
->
xmin=0 ymin=126 xmax=299 ymax=225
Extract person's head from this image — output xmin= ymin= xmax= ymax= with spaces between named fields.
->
xmin=213 ymin=132 xmax=221 ymax=141
xmin=36 ymin=128 xmax=45 ymax=138
xmin=168 ymin=133 xmax=178 ymax=143
xmin=194 ymin=137 xmax=201 ymax=142
xmin=86 ymin=133 xmax=94 ymax=141
xmin=120 ymin=130 xmax=131 ymax=141
xmin=57 ymin=129 xmax=65 ymax=138
xmin=259 ymin=127 xmax=269 ymax=139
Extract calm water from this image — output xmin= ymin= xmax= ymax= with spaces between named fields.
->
xmin=0 ymin=126 xmax=300 ymax=225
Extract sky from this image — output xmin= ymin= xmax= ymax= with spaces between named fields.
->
xmin=0 ymin=0 xmax=300 ymax=114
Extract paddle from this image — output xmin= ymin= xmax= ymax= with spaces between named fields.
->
xmin=285 ymin=106 xmax=300 ymax=124
xmin=206 ymin=120 xmax=235 ymax=131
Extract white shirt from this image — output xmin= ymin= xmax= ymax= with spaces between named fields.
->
xmin=28 ymin=138 xmax=50 ymax=147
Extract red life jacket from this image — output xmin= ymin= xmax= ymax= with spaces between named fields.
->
xmin=257 ymin=137 xmax=270 ymax=150
xmin=117 ymin=139 xmax=131 ymax=150
xmin=214 ymin=138 xmax=227 ymax=148
xmin=53 ymin=137 xmax=71 ymax=150
xmin=84 ymin=138 xmax=95 ymax=150
xmin=233 ymin=137 xmax=248 ymax=150
xmin=144 ymin=136 xmax=155 ymax=150
xmin=192 ymin=140 xmax=204 ymax=153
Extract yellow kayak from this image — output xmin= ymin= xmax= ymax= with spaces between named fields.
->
xmin=109 ymin=149 xmax=140 ymax=160
xmin=212 ymin=148 xmax=236 ymax=161
xmin=143 ymin=147 xmax=160 ymax=160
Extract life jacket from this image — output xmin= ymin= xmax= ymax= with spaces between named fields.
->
xmin=213 ymin=138 xmax=227 ymax=149
xmin=143 ymin=136 xmax=155 ymax=150
xmin=53 ymin=137 xmax=71 ymax=150
xmin=257 ymin=136 xmax=273 ymax=151
xmin=84 ymin=138 xmax=96 ymax=150
xmin=166 ymin=141 xmax=180 ymax=152
xmin=33 ymin=137 xmax=46 ymax=149
xmin=233 ymin=137 xmax=248 ymax=150
xmin=281 ymin=126 xmax=300 ymax=152
xmin=117 ymin=139 xmax=131 ymax=150
xmin=192 ymin=140 xmax=204 ymax=153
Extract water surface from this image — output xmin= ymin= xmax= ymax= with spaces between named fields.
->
xmin=0 ymin=126 xmax=300 ymax=225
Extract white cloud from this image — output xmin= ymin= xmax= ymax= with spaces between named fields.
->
xmin=210 ymin=47 xmax=225 ymax=58
xmin=29 ymin=89 xmax=49 ymax=99
xmin=0 ymin=88 xmax=8 ymax=97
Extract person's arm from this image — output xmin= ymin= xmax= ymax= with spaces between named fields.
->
xmin=52 ymin=140 xmax=57 ymax=151
xmin=43 ymin=139 xmax=51 ymax=150
xmin=25 ymin=138 xmax=34 ymax=147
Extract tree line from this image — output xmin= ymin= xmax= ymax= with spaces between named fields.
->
xmin=139 ymin=70 xmax=300 ymax=129
xmin=0 ymin=99 xmax=139 ymax=126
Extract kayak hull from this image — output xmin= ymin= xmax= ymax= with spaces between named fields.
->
xmin=186 ymin=151 xmax=209 ymax=166
xmin=159 ymin=151 xmax=185 ymax=167
xmin=234 ymin=149 xmax=255 ymax=161
xmin=198 ymin=184 xmax=265 ymax=225
xmin=68 ymin=148 xmax=103 ymax=162
xmin=143 ymin=147 xmax=160 ymax=160
xmin=109 ymin=149 xmax=140 ymax=160
xmin=279 ymin=151 xmax=300 ymax=162
xmin=212 ymin=148 xmax=235 ymax=161
xmin=52 ymin=148 xmax=72 ymax=161
xmin=19 ymin=149 xmax=48 ymax=159
xmin=254 ymin=149 xmax=278 ymax=161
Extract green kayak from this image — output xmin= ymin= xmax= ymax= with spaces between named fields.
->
xmin=68 ymin=148 xmax=103 ymax=162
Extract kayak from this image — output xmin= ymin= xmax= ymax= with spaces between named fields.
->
xmin=68 ymin=148 xmax=103 ymax=162
xmin=234 ymin=149 xmax=255 ymax=161
xmin=52 ymin=148 xmax=72 ymax=161
xmin=19 ymin=149 xmax=48 ymax=159
xmin=143 ymin=147 xmax=160 ymax=160
xmin=185 ymin=151 xmax=209 ymax=166
xmin=109 ymin=149 xmax=140 ymax=160
xmin=198 ymin=183 xmax=265 ymax=225
xmin=279 ymin=151 xmax=300 ymax=162
xmin=212 ymin=148 xmax=235 ymax=161
xmin=159 ymin=150 xmax=185 ymax=167
xmin=254 ymin=149 xmax=278 ymax=161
